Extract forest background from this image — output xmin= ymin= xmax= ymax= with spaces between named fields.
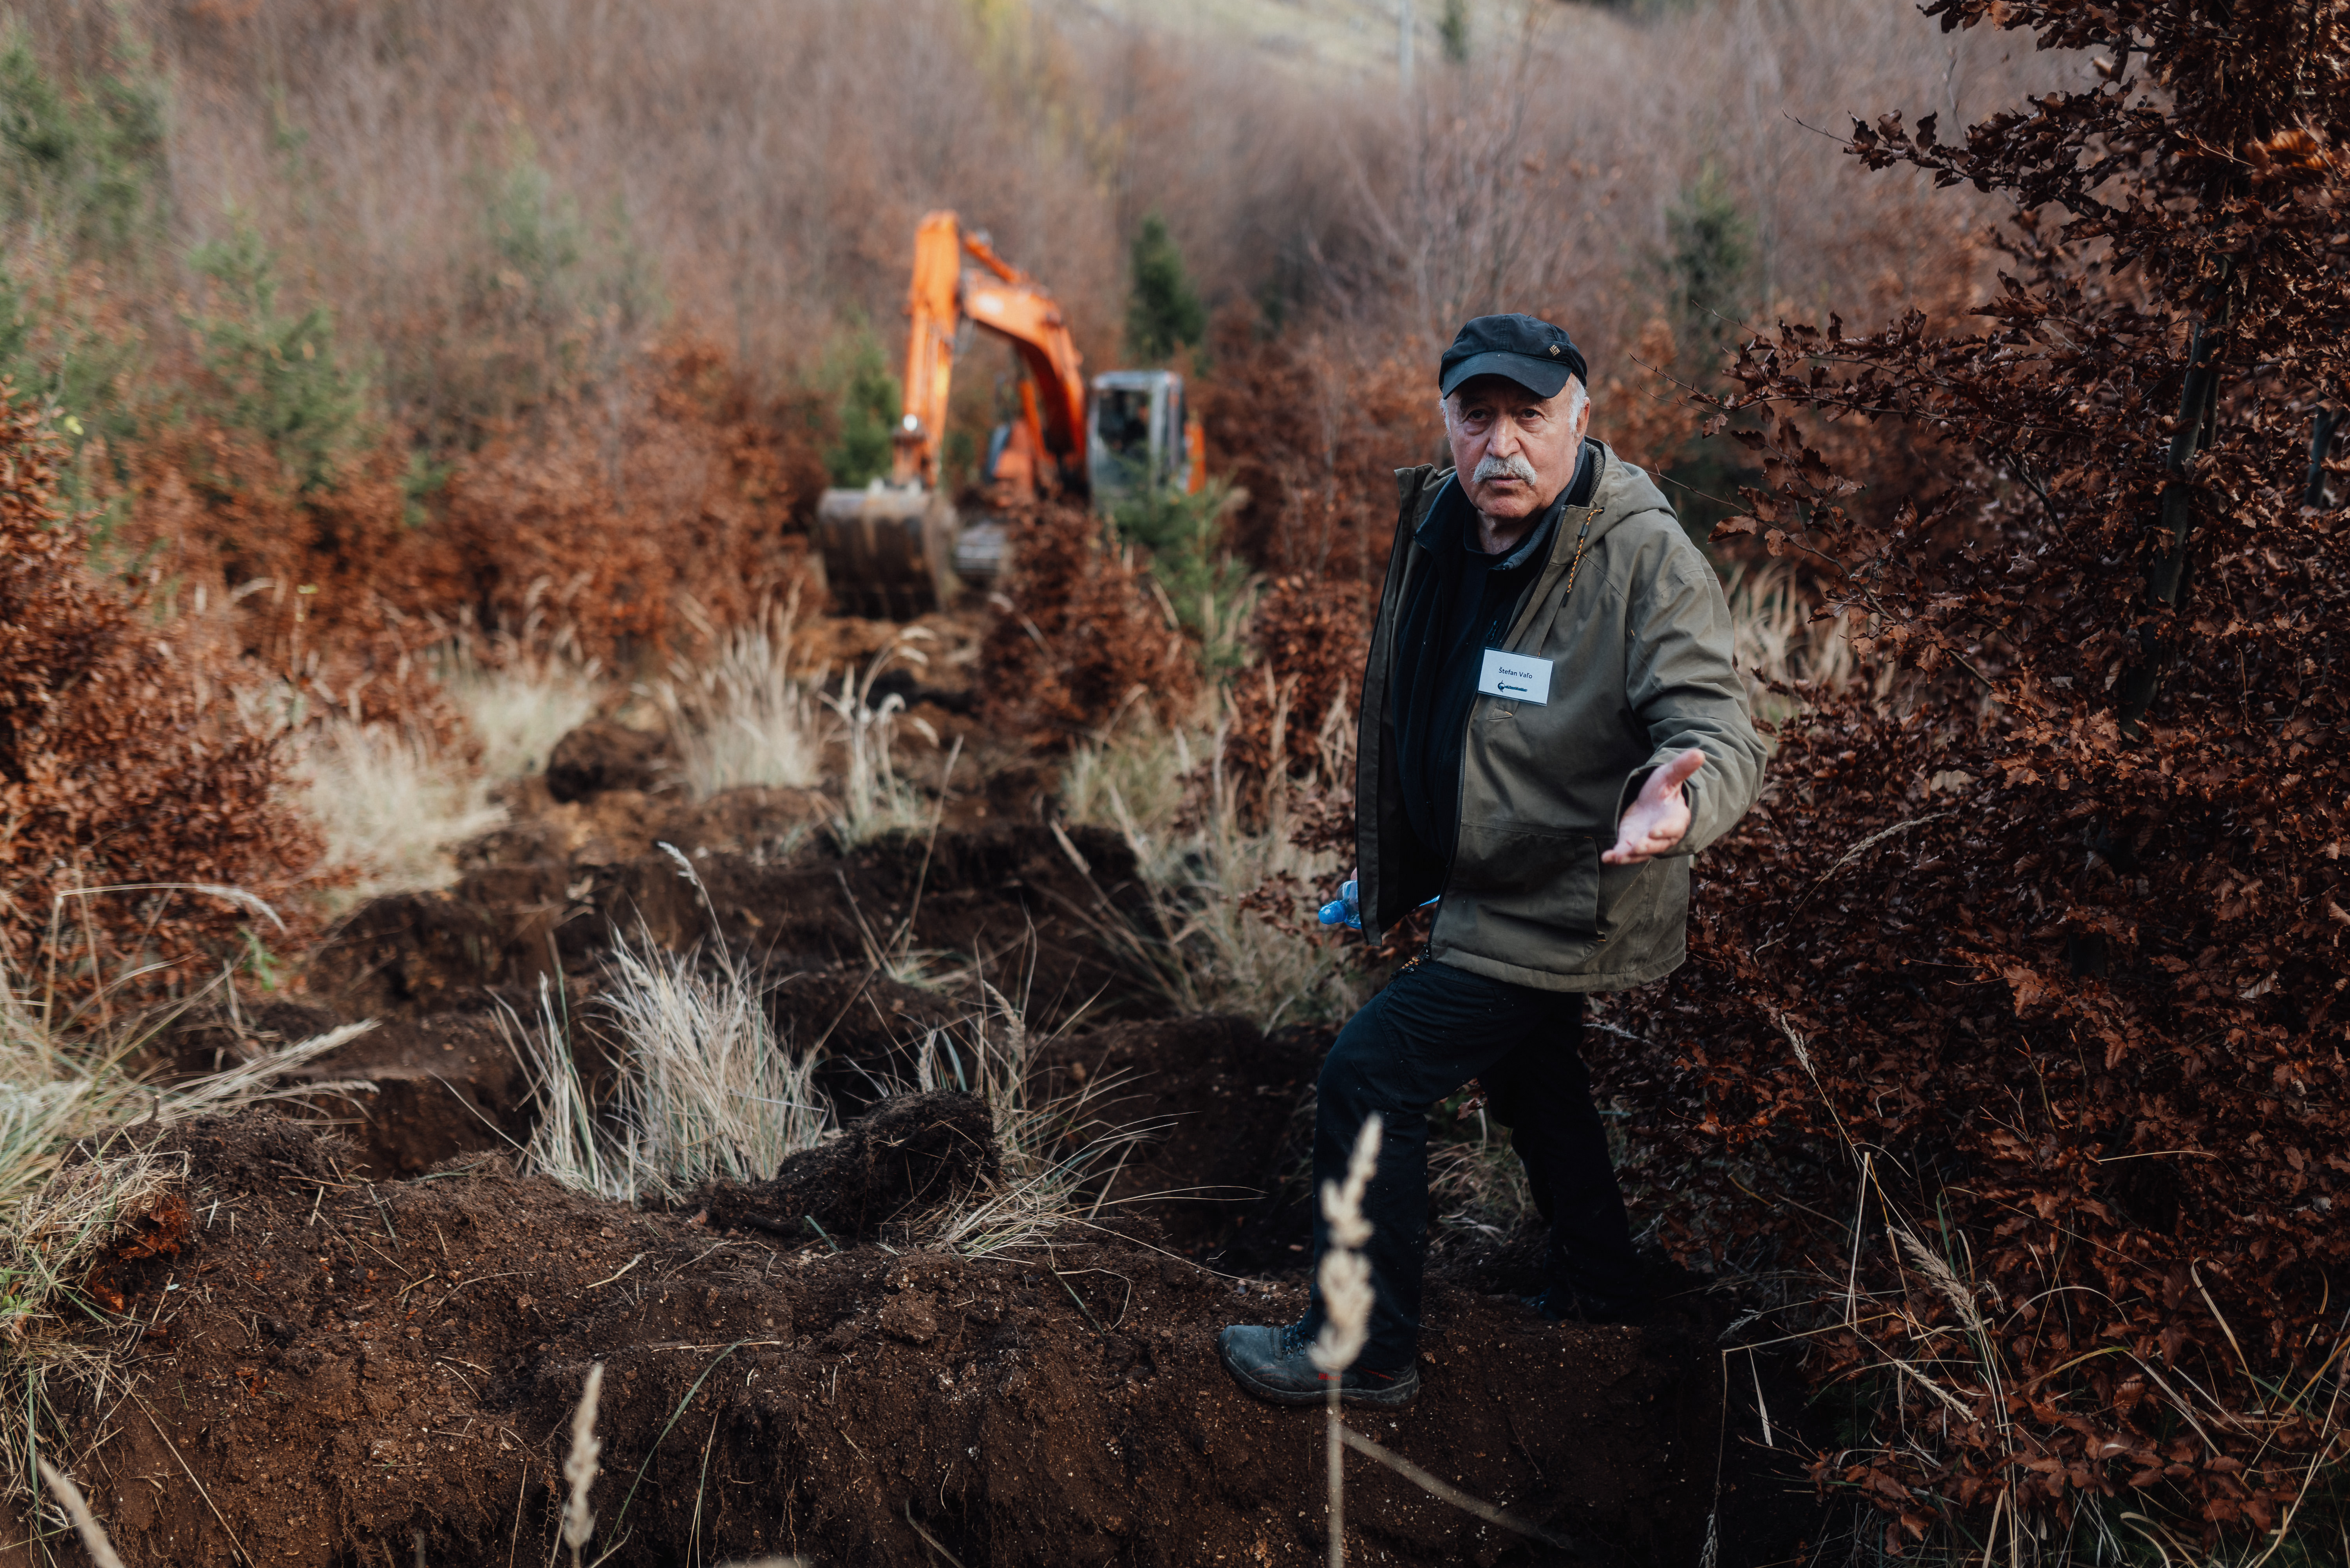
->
xmin=8 ymin=0 xmax=2348 ymax=1562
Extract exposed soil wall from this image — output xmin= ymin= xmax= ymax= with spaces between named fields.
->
xmin=65 ymin=1111 xmax=1750 ymax=1568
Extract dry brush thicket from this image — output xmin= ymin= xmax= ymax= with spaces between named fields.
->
xmin=0 ymin=393 xmax=320 ymax=996
xmin=1608 ymin=0 xmax=2350 ymax=1555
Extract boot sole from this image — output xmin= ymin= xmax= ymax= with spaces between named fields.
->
xmin=1220 ymin=1352 xmax=1421 ymax=1410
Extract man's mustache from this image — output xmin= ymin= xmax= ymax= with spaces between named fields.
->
xmin=1473 ymin=452 xmax=1539 ymax=484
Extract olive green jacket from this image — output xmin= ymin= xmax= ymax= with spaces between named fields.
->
xmin=1356 ymin=441 xmax=1765 ymax=991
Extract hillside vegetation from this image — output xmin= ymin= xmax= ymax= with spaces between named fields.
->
xmin=14 ymin=1 xmax=2348 ymax=1563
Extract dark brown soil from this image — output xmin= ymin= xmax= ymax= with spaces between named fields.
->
xmin=545 ymin=719 xmax=674 ymax=803
xmin=705 ymin=1091 xmax=1000 ymax=1245
xmin=43 ymin=735 xmax=1823 ymax=1567
xmin=308 ymin=824 xmax=1158 ymax=1024
xmin=458 ymin=779 xmax=836 ymax=871
xmin=62 ymin=1110 xmax=1763 ymax=1568
xmin=1034 ymin=1016 xmax=1323 ymax=1254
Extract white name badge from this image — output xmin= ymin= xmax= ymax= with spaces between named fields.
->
xmin=1477 ymin=648 xmax=1552 ymax=705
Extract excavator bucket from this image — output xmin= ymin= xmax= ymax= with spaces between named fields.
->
xmin=813 ymin=484 xmax=960 ymax=620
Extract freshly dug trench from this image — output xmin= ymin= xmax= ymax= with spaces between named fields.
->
xmin=153 ymin=1004 xmax=536 ymax=1180
xmin=703 ymin=1090 xmax=998 ymax=1244
xmin=1035 ymin=1015 xmax=1323 ymax=1255
xmin=277 ymin=1012 xmax=533 ymax=1178
xmin=54 ymin=1109 xmax=1790 ymax=1568
xmin=544 ymin=719 xmax=672 ymax=802
xmin=765 ymin=969 xmax=980 ymax=1116
xmin=308 ymin=824 xmax=1155 ymax=1024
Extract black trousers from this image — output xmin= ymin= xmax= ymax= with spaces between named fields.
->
xmin=1302 ymin=957 xmax=1643 ymax=1371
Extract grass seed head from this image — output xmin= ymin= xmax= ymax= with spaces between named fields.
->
xmin=37 ymin=1458 xmax=127 ymax=1568
xmin=1311 ymin=1113 xmax=1382 ymax=1375
xmin=561 ymin=1361 xmax=604 ymax=1561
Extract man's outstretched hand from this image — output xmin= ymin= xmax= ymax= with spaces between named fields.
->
xmin=1603 ymin=749 xmax=1704 ymax=865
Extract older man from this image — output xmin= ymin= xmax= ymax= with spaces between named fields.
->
xmin=1219 ymin=313 xmax=1765 ymax=1408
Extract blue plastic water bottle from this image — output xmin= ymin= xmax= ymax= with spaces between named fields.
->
xmin=1317 ymin=878 xmax=1362 ymax=931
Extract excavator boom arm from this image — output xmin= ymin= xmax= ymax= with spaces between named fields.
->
xmin=891 ymin=212 xmax=964 ymax=486
xmin=889 ymin=211 xmax=1086 ymax=492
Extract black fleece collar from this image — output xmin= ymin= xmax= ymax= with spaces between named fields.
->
xmin=1414 ymin=439 xmax=1597 ymax=565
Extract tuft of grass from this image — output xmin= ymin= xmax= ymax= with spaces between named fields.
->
xmin=915 ymin=980 xmax=1161 ymax=1259
xmin=1061 ymin=698 xmax=1366 ymax=1028
xmin=508 ymin=895 xmax=1165 ymax=1262
xmin=505 ymin=849 xmax=830 ymax=1204
xmin=1424 ymin=1105 xmax=1534 ymax=1249
xmin=595 ymin=919 xmax=830 ymax=1200
xmin=439 ymin=633 xmax=606 ymax=783
xmin=822 ymin=629 xmax=937 ymax=846
xmin=656 ymin=597 xmax=823 ymax=798
xmin=291 ymin=719 xmax=506 ymax=896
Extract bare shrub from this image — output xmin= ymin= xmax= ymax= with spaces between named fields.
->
xmin=978 ymin=504 xmax=1199 ymax=747
xmin=0 ymin=390 xmax=321 ymax=1002
xmin=1610 ymin=2 xmax=2350 ymax=1551
xmin=1224 ymin=574 xmax=1370 ymax=797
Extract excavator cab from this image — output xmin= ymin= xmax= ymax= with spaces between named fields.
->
xmin=1086 ymin=370 xmax=1192 ymax=506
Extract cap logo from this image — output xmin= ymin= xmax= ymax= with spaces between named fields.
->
xmin=1549 ymin=345 xmax=1560 ymax=356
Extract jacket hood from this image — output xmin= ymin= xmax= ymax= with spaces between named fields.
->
xmin=1581 ymin=442 xmax=1673 ymax=539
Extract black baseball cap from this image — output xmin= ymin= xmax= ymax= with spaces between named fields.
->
xmin=1438 ymin=313 xmax=1587 ymax=399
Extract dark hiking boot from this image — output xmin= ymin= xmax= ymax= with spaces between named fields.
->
xmin=1525 ymin=1283 xmax=1651 ymax=1326
xmin=1217 ymin=1321 xmax=1421 ymax=1409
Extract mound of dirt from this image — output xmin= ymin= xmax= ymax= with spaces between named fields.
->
xmin=459 ymin=779 xmax=834 ymax=871
xmin=705 ymin=1091 xmax=998 ymax=1244
xmin=545 ymin=719 xmax=672 ymax=802
xmin=56 ymin=1110 xmax=1788 ymax=1568
xmin=1035 ymin=1015 xmax=1323 ymax=1254
xmin=308 ymin=825 xmax=1157 ymax=1024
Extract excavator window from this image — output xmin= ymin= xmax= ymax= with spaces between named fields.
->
xmin=1096 ymin=387 xmax=1153 ymax=463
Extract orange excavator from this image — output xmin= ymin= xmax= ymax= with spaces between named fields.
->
xmin=815 ymin=211 xmax=1205 ymax=618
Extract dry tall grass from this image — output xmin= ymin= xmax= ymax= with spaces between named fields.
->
xmin=822 ymin=632 xmax=940 ymax=846
xmin=290 ymin=720 xmax=506 ymax=897
xmin=504 ymin=853 xmax=830 ymax=1204
xmin=440 ymin=637 xmax=606 ymax=784
xmin=1061 ymin=699 xmax=1367 ymax=1027
xmin=0 ymin=951 xmax=380 ymax=1503
xmin=912 ymin=981 xmax=1164 ymax=1259
xmin=1314 ymin=1113 xmax=1382 ymax=1567
xmin=656 ymin=602 xmax=823 ymax=798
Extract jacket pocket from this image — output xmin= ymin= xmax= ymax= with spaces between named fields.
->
xmin=1450 ymin=824 xmax=1602 ymax=939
